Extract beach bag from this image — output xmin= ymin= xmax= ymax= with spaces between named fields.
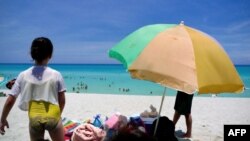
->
xmin=93 ymin=114 xmax=105 ymax=128
xmin=150 ymin=116 xmax=177 ymax=141
xmin=127 ymin=116 xmax=146 ymax=133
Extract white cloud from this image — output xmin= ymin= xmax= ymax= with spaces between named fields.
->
xmin=226 ymin=20 xmax=250 ymax=33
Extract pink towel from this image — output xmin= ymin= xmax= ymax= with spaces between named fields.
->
xmin=104 ymin=114 xmax=119 ymax=129
xmin=72 ymin=123 xmax=106 ymax=141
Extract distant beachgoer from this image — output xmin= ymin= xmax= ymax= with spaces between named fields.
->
xmin=0 ymin=76 xmax=3 ymax=81
xmin=5 ymin=78 xmax=16 ymax=89
xmin=0 ymin=37 xmax=66 ymax=141
xmin=173 ymin=91 xmax=194 ymax=138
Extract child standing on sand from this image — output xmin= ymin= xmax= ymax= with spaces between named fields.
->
xmin=0 ymin=37 xmax=66 ymax=141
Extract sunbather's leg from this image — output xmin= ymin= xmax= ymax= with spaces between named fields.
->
xmin=48 ymin=119 xmax=64 ymax=141
xmin=173 ymin=111 xmax=180 ymax=125
xmin=184 ymin=114 xmax=192 ymax=138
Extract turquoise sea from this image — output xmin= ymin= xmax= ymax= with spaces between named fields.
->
xmin=0 ymin=64 xmax=249 ymax=97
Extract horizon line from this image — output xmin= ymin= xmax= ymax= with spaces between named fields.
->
xmin=0 ymin=63 xmax=249 ymax=66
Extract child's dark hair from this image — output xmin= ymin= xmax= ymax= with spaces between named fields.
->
xmin=30 ymin=37 xmax=53 ymax=63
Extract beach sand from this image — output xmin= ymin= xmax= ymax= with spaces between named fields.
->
xmin=0 ymin=91 xmax=250 ymax=141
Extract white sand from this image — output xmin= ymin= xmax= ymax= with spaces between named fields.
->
xmin=0 ymin=91 xmax=250 ymax=141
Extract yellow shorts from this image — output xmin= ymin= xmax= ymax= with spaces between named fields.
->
xmin=28 ymin=100 xmax=61 ymax=132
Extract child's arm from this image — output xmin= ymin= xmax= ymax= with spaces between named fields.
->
xmin=0 ymin=95 xmax=16 ymax=135
xmin=58 ymin=91 xmax=65 ymax=114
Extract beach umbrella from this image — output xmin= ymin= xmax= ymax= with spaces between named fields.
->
xmin=108 ymin=22 xmax=244 ymax=134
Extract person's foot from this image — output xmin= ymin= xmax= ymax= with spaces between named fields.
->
xmin=181 ymin=133 xmax=191 ymax=138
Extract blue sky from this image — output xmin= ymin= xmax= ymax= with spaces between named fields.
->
xmin=0 ymin=0 xmax=249 ymax=64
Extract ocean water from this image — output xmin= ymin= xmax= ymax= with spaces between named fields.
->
xmin=0 ymin=64 xmax=249 ymax=97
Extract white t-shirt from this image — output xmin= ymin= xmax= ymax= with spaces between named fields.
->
xmin=10 ymin=66 xmax=66 ymax=111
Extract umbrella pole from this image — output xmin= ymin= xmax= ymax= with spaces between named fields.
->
xmin=153 ymin=87 xmax=167 ymax=136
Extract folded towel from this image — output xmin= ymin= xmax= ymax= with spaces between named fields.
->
xmin=72 ymin=123 xmax=106 ymax=141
